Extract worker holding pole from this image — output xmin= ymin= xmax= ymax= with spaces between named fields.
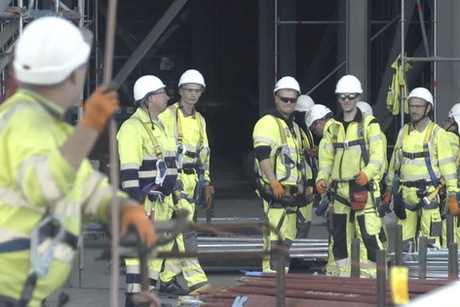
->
xmin=0 ymin=17 xmax=157 ymax=307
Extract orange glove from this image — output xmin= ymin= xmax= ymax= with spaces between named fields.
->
xmin=80 ymin=85 xmax=119 ymax=132
xmin=447 ymin=196 xmax=459 ymax=215
xmin=316 ymin=179 xmax=327 ymax=195
xmin=270 ymin=181 xmax=284 ymax=198
xmin=354 ymin=171 xmax=368 ymax=186
xmin=120 ymin=204 xmax=157 ymax=249
xmin=204 ymin=185 xmax=214 ymax=206
xmin=382 ymin=191 xmax=392 ymax=206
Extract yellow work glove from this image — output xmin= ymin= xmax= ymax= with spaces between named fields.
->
xmin=316 ymin=179 xmax=327 ymax=195
xmin=354 ymin=171 xmax=368 ymax=186
xmin=80 ymin=85 xmax=120 ymax=132
xmin=270 ymin=181 xmax=284 ymax=198
xmin=382 ymin=191 xmax=392 ymax=206
xmin=120 ymin=204 xmax=157 ymax=249
xmin=447 ymin=196 xmax=459 ymax=215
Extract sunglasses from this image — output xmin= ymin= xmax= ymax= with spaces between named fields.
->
xmin=278 ymin=96 xmax=298 ymax=104
xmin=338 ymin=93 xmax=359 ymax=101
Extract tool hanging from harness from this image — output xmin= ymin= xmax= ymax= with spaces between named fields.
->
xmin=136 ymin=117 xmax=177 ymax=199
xmin=331 ymin=119 xmax=371 ymax=212
xmin=392 ymin=122 xmax=442 ymax=219
xmin=255 ymin=115 xmax=309 ymax=207
xmin=173 ymin=105 xmax=209 ymax=204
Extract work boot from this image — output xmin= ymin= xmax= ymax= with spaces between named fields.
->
xmin=189 ymin=281 xmax=208 ymax=292
xmin=159 ymin=278 xmax=188 ymax=298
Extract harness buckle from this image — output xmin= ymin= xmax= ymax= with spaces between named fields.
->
xmin=343 ymin=140 xmax=350 ymax=149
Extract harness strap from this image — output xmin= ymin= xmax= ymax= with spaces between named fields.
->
xmin=134 ymin=117 xmax=163 ymax=159
xmin=0 ymin=231 xmax=78 ymax=253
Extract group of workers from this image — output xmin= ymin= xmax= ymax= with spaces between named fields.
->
xmin=2 ymin=14 xmax=460 ymax=307
xmin=0 ymin=17 xmax=211 ymax=307
xmin=253 ymin=73 xmax=460 ymax=278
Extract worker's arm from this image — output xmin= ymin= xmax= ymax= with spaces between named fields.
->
xmin=258 ymin=158 xmax=277 ymax=183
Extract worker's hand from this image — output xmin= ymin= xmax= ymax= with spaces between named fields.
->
xmin=316 ymin=179 xmax=327 ymax=195
xmin=120 ymin=204 xmax=157 ymax=249
xmin=382 ymin=190 xmax=392 ymax=206
xmin=204 ymin=185 xmax=214 ymax=206
xmin=80 ymin=85 xmax=119 ymax=132
xmin=354 ymin=171 xmax=368 ymax=186
xmin=447 ymin=196 xmax=459 ymax=215
xmin=270 ymin=181 xmax=284 ymax=198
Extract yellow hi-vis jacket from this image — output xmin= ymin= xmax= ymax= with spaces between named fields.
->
xmin=386 ymin=55 xmax=411 ymax=115
xmin=317 ymin=111 xmax=385 ymax=185
xmin=159 ymin=102 xmax=211 ymax=183
xmin=253 ymin=113 xmax=311 ymax=187
xmin=0 ymin=89 xmax=125 ymax=306
xmin=117 ymin=107 xmax=177 ymax=214
xmin=386 ymin=120 xmax=459 ymax=201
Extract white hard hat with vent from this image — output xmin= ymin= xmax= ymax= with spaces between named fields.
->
xmin=407 ymin=87 xmax=433 ymax=105
xmin=273 ymin=76 xmax=300 ymax=95
xmin=295 ymin=95 xmax=315 ymax=112
xmin=133 ymin=75 xmax=166 ymax=101
xmin=178 ymin=69 xmax=206 ymax=88
xmin=448 ymin=103 xmax=460 ymax=126
xmin=14 ymin=17 xmax=91 ymax=85
xmin=305 ymin=104 xmax=333 ymax=129
xmin=335 ymin=75 xmax=363 ymax=94
xmin=357 ymin=101 xmax=374 ymax=116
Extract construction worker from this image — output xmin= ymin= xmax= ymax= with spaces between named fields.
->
xmin=383 ymin=88 xmax=459 ymax=252
xmin=315 ymin=75 xmax=387 ymax=277
xmin=253 ymin=76 xmax=314 ymax=273
xmin=157 ymin=69 xmax=210 ymax=295
xmin=439 ymin=103 xmax=460 ymax=246
xmin=356 ymin=101 xmax=389 ymax=214
xmin=293 ymin=94 xmax=317 ymax=239
xmin=0 ymin=17 xmax=156 ymax=307
xmin=117 ymin=75 xmax=179 ymax=305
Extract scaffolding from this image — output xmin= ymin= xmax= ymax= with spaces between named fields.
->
xmin=400 ymin=0 xmax=460 ymax=125
xmin=0 ymin=0 xmax=95 ymax=104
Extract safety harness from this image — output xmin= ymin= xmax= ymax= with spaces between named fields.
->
xmin=134 ymin=117 xmax=177 ymax=198
xmin=255 ymin=115 xmax=309 ymax=208
xmin=393 ymin=121 xmax=442 ymax=214
xmin=170 ymin=104 xmax=209 ymax=204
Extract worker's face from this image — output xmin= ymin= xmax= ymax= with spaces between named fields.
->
xmin=179 ymin=83 xmax=204 ymax=107
xmin=275 ymin=89 xmax=298 ymax=118
xmin=409 ymin=97 xmax=430 ymax=122
xmin=147 ymin=87 xmax=169 ymax=112
xmin=311 ymin=119 xmax=326 ymax=137
xmin=337 ymin=93 xmax=360 ymax=113
xmin=441 ymin=117 xmax=458 ymax=133
xmin=70 ymin=64 xmax=89 ymax=108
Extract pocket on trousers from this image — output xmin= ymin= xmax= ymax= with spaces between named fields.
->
xmin=349 ymin=181 xmax=368 ymax=211
xmin=393 ymin=193 xmax=407 ymax=219
xmin=430 ymin=220 xmax=442 ymax=237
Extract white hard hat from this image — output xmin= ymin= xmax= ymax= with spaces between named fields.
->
xmin=357 ymin=101 xmax=374 ymax=116
xmin=305 ymin=104 xmax=333 ymax=129
xmin=335 ymin=75 xmax=363 ymax=94
xmin=274 ymin=76 xmax=301 ymax=95
xmin=295 ymin=95 xmax=315 ymax=112
xmin=407 ymin=87 xmax=433 ymax=105
xmin=448 ymin=103 xmax=460 ymax=126
xmin=178 ymin=69 xmax=206 ymax=88
xmin=133 ymin=75 xmax=166 ymax=101
xmin=14 ymin=17 xmax=90 ymax=85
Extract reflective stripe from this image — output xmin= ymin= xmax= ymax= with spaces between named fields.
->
xmin=122 ymin=180 xmax=139 ymax=189
xmin=81 ymin=172 xmax=105 ymax=203
xmin=0 ymin=227 xmax=29 ymax=244
xmin=0 ymin=102 xmax=45 ymax=132
xmin=139 ymin=170 xmax=157 ymax=178
xmin=17 ymin=155 xmax=63 ymax=202
xmin=0 ymin=187 xmax=46 ymax=212
xmin=120 ymin=163 xmax=140 ymax=171
xmin=84 ymin=186 xmax=111 ymax=217
xmin=254 ymin=136 xmax=276 ymax=148
xmin=54 ymin=199 xmax=81 ymax=218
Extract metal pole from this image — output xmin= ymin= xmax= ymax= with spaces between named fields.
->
xmin=394 ymin=225 xmax=403 ymax=266
xmin=274 ymin=0 xmax=278 ymax=82
xmin=433 ymin=0 xmax=438 ymax=121
xmin=418 ymin=236 xmax=428 ymax=280
xmin=400 ymin=0 xmax=405 ymax=127
xmin=275 ymin=242 xmax=285 ymax=307
xmin=376 ymin=249 xmax=386 ymax=307
xmin=103 ymin=0 xmax=119 ymax=306
xmin=447 ymin=214 xmax=454 ymax=246
xmin=448 ymin=242 xmax=458 ymax=280
xmin=351 ymin=237 xmax=360 ymax=278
